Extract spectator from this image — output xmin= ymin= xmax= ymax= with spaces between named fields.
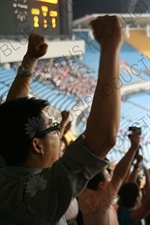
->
xmin=118 ymin=181 xmax=150 ymax=225
xmin=26 ymin=57 xmax=98 ymax=102
xmin=117 ymin=152 xmax=150 ymax=225
xmin=78 ymin=131 xmax=143 ymax=225
xmin=143 ymin=168 xmax=150 ymax=225
xmin=0 ymin=15 xmax=122 ymax=225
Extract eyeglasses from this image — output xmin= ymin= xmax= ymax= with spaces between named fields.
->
xmin=36 ymin=122 xmax=60 ymax=137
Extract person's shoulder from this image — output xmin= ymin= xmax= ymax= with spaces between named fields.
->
xmin=118 ymin=208 xmax=134 ymax=225
xmin=118 ymin=208 xmax=131 ymax=215
xmin=78 ymin=188 xmax=99 ymax=214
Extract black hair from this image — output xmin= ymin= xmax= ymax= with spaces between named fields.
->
xmin=87 ymin=157 xmax=110 ymax=190
xmin=87 ymin=169 xmax=106 ymax=190
xmin=118 ymin=182 xmax=140 ymax=208
xmin=0 ymin=97 xmax=49 ymax=165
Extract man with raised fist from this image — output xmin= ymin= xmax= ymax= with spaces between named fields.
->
xmin=0 ymin=15 xmax=122 ymax=225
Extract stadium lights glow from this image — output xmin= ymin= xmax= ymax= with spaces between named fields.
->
xmin=36 ymin=0 xmax=58 ymax=4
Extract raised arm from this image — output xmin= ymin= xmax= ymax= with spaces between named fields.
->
xmin=128 ymin=155 xmax=143 ymax=183
xmin=143 ymin=168 xmax=150 ymax=198
xmin=59 ymin=110 xmax=71 ymax=139
xmin=84 ymin=16 xmax=122 ymax=158
xmin=6 ymin=34 xmax=48 ymax=101
xmin=111 ymin=132 xmax=141 ymax=191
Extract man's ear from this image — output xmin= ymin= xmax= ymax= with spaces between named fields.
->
xmin=98 ymin=182 xmax=104 ymax=190
xmin=30 ymin=138 xmax=44 ymax=155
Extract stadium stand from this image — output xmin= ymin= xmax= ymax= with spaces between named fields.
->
xmin=124 ymin=30 xmax=150 ymax=58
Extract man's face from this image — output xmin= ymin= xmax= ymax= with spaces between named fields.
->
xmin=41 ymin=109 xmax=61 ymax=166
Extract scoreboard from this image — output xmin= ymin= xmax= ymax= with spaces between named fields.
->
xmin=0 ymin=0 xmax=72 ymax=38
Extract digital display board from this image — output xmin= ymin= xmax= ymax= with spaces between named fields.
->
xmin=0 ymin=0 xmax=72 ymax=38
xmin=27 ymin=0 xmax=61 ymax=36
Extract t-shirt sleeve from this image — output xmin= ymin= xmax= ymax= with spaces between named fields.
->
xmin=23 ymin=135 xmax=108 ymax=223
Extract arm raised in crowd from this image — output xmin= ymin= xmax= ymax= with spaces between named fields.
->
xmin=143 ymin=168 xmax=150 ymax=198
xmin=59 ymin=110 xmax=71 ymax=139
xmin=6 ymin=34 xmax=48 ymax=101
xmin=111 ymin=132 xmax=141 ymax=191
xmin=122 ymin=154 xmax=143 ymax=184
xmin=84 ymin=16 xmax=122 ymax=158
xmin=128 ymin=154 xmax=143 ymax=183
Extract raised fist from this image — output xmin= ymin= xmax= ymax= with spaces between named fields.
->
xmin=90 ymin=15 xmax=122 ymax=49
xmin=59 ymin=111 xmax=71 ymax=138
xmin=26 ymin=33 xmax=48 ymax=60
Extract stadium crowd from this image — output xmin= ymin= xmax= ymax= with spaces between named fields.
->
xmin=0 ymin=15 xmax=150 ymax=225
xmin=33 ymin=58 xmax=97 ymax=101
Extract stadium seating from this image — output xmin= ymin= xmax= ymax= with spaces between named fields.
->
xmin=120 ymin=42 xmax=150 ymax=81
xmin=75 ymin=31 xmax=150 ymax=82
xmin=126 ymin=92 xmax=150 ymax=110
xmin=124 ymin=30 xmax=150 ymax=58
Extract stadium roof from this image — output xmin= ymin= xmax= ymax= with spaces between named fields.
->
xmin=73 ymin=13 xmax=150 ymax=29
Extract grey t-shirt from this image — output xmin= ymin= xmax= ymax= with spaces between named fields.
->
xmin=0 ymin=135 xmax=107 ymax=225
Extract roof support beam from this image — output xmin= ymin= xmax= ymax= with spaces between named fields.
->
xmin=125 ymin=25 xmax=130 ymax=38
xmin=146 ymin=24 xmax=150 ymax=37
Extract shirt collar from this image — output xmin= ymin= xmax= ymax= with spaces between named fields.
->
xmin=2 ymin=165 xmax=42 ymax=176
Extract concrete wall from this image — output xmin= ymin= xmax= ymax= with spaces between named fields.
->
xmin=0 ymin=39 xmax=85 ymax=63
